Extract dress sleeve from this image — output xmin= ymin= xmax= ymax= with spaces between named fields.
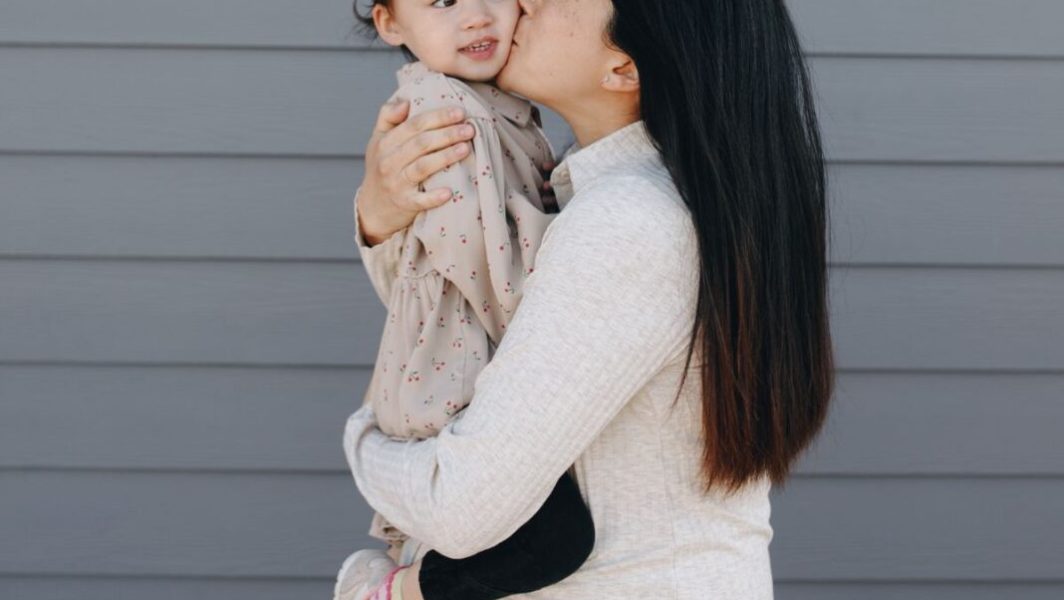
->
xmin=342 ymin=182 xmax=699 ymax=559
xmin=354 ymin=187 xmax=406 ymax=307
xmin=410 ymin=116 xmax=530 ymax=344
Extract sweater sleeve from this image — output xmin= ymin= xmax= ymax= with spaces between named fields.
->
xmin=342 ymin=181 xmax=698 ymax=559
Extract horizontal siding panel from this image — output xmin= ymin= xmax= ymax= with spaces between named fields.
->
xmin=829 ymin=164 xmax=1064 ymax=267
xmin=5 ymin=157 xmax=1064 ymax=267
xmin=1 ymin=367 xmax=1061 ymax=476
xmin=795 ymin=372 xmax=1064 ymax=475
xmin=2 ymin=48 xmax=1061 ymax=162
xmin=0 ymin=47 xmax=574 ymax=158
xmin=769 ymin=477 xmax=1064 ymax=581
xmin=3 ymin=261 xmax=1063 ymax=370
xmin=0 ymin=0 xmax=378 ymax=49
xmin=0 ymin=471 xmax=372 ymax=578
xmin=0 ymin=577 xmax=328 ymax=600
xmin=1 ymin=472 xmax=1061 ymax=580
xmin=828 ymin=267 xmax=1064 ymax=370
xmin=807 ymin=57 xmax=1064 ymax=163
xmin=0 ymin=155 xmax=366 ymax=260
xmin=0 ymin=365 xmax=369 ymax=471
xmin=3 ymin=0 xmax=1063 ymax=58
xmin=0 ymin=260 xmax=387 ymax=365
xmin=3 ymin=261 xmax=1062 ymax=370
xmin=788 ymin=0 xmax=1064 ymax=58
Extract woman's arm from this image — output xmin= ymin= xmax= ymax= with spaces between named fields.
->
xmin=343 ymin=181 xmax=699 ymax=559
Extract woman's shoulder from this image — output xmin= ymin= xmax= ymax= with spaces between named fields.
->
xmin=536 ymin=174 xmax=699 ymax=302
xmin=549 ymin=173 xmax=696 ymax=264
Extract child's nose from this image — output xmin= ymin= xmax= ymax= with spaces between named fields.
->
xmin=461 ymin=1 xmax=494 ymax=29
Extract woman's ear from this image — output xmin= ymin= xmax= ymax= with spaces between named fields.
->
xmin=372 ymin=4 xmax=405 ymax=47
xmin=601 ymin=57 xmax=640 ymax=93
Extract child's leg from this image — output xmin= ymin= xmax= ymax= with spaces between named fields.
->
xmin=415 ymin=468 xmax=596 ymax=600
xmin=333 ymin=548 xmax=399 ymax=600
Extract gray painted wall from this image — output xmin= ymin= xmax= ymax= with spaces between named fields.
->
xmin=2 ymin=1 xmax=1062 ymax=598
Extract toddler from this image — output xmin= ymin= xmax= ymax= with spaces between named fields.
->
xmin=334 ymin=1 xmax=595 ymax=599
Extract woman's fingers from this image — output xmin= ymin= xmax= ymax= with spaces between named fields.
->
xmin=396 ymin=140 xmax=471 ymax=189
xmin=380 ymin=106 xmax=468 ymax=155
xmin=386 ymin=123 xmax=475 ymax=184
xmin=411 ymin=187 xmax=456 ymax=211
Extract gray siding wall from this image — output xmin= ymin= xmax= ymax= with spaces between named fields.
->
xmin=2 ymin=1 xmax=1062 ymax=598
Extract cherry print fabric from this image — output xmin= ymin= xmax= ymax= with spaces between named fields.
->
xmin=361 ymin=61 xmax=558 ymax=548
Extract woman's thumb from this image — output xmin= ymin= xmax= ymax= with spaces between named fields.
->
xmin=374 ymin=98 xmax=410 ymax=134
xmin=386 ymin=97 xmax=410 ymax=119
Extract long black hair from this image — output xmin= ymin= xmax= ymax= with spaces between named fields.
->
xmin=607 ymin=0 xmax=835 ymax=495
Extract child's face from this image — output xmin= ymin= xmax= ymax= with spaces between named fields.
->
xmin=373 ymin=0 xmax=520 ymax=82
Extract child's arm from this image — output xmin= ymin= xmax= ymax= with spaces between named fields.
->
xmin=410 ymin=116 xmax=543 ymax=345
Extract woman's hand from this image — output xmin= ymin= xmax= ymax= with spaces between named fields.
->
xmin=356 ymin=99 xmax=476 ymax=245
xmin=356 ymin=97 xmax=558 ymax=245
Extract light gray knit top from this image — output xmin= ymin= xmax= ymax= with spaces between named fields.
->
xmin=345 ymin=120 xmax=775 ymax=599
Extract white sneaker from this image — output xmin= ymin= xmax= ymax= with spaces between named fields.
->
xmin=333 ymin=548 xmax=398 ymax=600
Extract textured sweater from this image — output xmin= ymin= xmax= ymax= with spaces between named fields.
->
xmin=344 ymin=120 xmax=776 ymax=599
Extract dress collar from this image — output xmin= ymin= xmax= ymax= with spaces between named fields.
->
xmin=549 ymin=120 xmax=660 ymax=206
xmin=396 ymin=61 xmax=535 ymax=127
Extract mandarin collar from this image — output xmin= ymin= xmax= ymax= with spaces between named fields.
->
xmin=549 ymin=120 xmax=660 ymax=204
xmin=396 ymin=61 xmax=535 ymax=127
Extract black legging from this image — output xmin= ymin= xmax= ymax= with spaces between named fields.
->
xmin=416 ymin=468 xmax=595 ymax=599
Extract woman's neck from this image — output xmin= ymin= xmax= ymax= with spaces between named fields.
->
xmin=557 ymin=96 xmax=640 ymax=148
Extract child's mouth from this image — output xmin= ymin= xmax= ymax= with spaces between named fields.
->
xmin=459 ymin=39 xmax=498 ymax=61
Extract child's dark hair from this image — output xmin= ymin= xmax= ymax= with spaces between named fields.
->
xmin=352 ymin=0 xmax=417 ymax=61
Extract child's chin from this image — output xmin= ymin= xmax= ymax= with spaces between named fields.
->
xmin=460 ymin=70 xmax=503 ymax=84
xmin=456 ymin=56 xmax=508 ymax=83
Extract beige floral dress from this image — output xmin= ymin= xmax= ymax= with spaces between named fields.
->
xmin=360 ymin=61 xmax=559 ymax=549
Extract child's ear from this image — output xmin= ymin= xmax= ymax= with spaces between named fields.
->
xmin=372 ymin=4 xmax=405 ymax=47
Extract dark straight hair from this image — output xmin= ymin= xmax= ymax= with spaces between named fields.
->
xmin=607 ymin=0 xmax=835 ymax=495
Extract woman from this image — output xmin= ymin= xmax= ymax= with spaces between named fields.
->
xmin=345 ymin=0 xmax=835 ymax=597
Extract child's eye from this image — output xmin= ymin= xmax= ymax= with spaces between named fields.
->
xmin=431 ymin=0 xmax=457 ymax=7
